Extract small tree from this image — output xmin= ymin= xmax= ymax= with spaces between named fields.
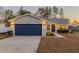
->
xmin=4 ymin=10 xmax=13 ymax=17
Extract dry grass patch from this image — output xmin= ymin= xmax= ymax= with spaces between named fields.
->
xmin=37 ymin=32 xmax=79 ymax=53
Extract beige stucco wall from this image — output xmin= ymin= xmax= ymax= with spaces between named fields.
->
xmin=8 ymin=18 xmax=15 ymax=31
xmin=42 ymin=18 xmax=47 ymax=36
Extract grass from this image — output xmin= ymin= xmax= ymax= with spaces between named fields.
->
xmin=37 ymin=32 xmax=79 ymax=53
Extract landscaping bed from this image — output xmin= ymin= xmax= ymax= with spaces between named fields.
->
xmin=37 ymin=32 xmax=79 ymax=53
xmin=0 ymin=33 xmax=10 ymax=40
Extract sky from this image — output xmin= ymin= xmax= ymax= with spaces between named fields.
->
xmin=2 ymin=6 xmax=79 ymax=20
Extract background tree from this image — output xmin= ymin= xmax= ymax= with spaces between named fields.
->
xmin=39 ymin=7 xmax=45 ymax=17
xmin=3 ymin=9 xmax=15 ymax=26
xmin=17 ymin=6 xmax=31 ymax=16
xmin=60 ymin=8 xmax=64 ymax=18
xmin=35 ymin=7 xmax=44 ymax=17
xmin=35 ymin=7 xmax=42 ymax=15
xmin=44 ymin=6 xmax=52 ymax=17
xmin=4 ymin=9 xmax=14 ymax=18
xmin=0 ymin=7 xmax=4 ymax=16
xmin=48 ymin=7 xmax=52 ymax=16
xmin=52 ymin=6 xmax=59 ymax=18
xmin=35 ymin=6 xmax=52 ymax=18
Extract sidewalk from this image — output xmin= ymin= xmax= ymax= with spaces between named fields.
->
xmin=53 ymin=32 xmax=64 ymax=38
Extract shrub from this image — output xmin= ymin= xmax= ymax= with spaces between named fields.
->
xmin=69 ymin=30 xmax=74 ymax=33
xmin=46 ymin=32 xmax=54 ymax=36
xmin=57 ymin=30 xmax=69 ymax=33
xmin=7 ymin=30 xmax=13 ymax=36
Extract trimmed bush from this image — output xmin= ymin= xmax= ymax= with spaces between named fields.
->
xmin=46 ymin=32 xmax=54 ymax=36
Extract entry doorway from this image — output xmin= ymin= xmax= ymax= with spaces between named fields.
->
xmin=52 ymin=24 xmax=55 ymax=32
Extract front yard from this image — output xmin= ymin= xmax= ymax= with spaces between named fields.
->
xmin=37 ymin=32 xmax=79 ymax=53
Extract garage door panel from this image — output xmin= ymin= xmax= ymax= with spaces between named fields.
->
xmin=15 ymin=24 xmax=42 ymax=36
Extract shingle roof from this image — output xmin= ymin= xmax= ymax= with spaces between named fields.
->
xmin=49 ymin=18 xmax=69 ymax=24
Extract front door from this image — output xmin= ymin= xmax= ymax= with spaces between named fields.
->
xmin=52 ymin=24 xmax=55 ymax=32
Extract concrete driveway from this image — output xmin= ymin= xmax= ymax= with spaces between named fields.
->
xmin=0 ymin=36 xmax=41 ymax=53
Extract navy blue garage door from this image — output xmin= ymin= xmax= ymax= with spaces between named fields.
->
xmin=15 ymin=24 xmax=42 ymax=36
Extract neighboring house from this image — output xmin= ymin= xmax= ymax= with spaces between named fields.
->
xmin=68 ymin=20 xmax=79 ymax=31
xmin=0 ymin=24 xmax=9 ymax=33
xmin=0 ymin=17 xmax=3 ymax=23
xmin=69 ymin=25 xmax=79 ymax=31
xmin=9 ymin=14 xmax=69 ymax=36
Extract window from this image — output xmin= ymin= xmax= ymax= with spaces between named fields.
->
xmin=60 ymin=25 xmax=66 ymax=30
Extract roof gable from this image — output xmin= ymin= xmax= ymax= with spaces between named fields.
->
xmin=15 ymin=14 xmax=42 ymax=24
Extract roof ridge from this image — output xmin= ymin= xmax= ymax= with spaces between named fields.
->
xmin=14 ymin=14 xmax=42 ymax=20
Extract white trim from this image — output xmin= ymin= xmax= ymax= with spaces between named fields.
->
xmin=13 ymin=24 xmax=15 ymax=36
xmin=15 ymin=14 xmax=41 ymax=20
xmin=55 ymin=24 xmax=58 ymax=33
xmin=42 ymin=24 xmax=47 ymax=36
xmin=47 ymin=24 xmax=51 ymax=32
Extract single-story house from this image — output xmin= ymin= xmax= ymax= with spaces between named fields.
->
xmin=9 ymin=14 xmax=69 ymax=36
xmin=0 ymin=24 xmax=9 ymax=33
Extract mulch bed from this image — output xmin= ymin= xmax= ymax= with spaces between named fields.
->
xmin=0 ymin=33 xmax=10 ymax=40
xmin=37 ymin=32 xmax=79 ymax=53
